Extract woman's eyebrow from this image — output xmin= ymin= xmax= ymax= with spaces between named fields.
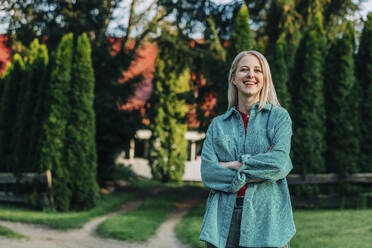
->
xmin=239 ymin=65 xmax=261 ymax=69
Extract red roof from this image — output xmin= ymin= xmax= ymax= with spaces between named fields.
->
xmin=0 ymin=35 xmax=11 ymax=75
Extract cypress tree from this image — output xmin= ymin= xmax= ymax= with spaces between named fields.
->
xmin=25 ymin=40 xmax=50 ymax=172
xmin=39 ymin=33 xmax=73 ymax=211
xmin=148 ymin=32 xmax=189 ymax=182
xmin=356 ymin=13 xmax=372 ymax=172
xmin=291 ymin=13 xmax=326 ymax=175
xmin=66 ymin=33 xmax=98 ymax=209
xmin=0 ymin=54 xmax=25 ymax=172
xmin=229 ymin=4 xmax=254 ymax=56
xmin=324 ymin=22 xmax=359 ymax=175
xmin=12 ymin=39 xmax=49 ymax=173
xmin=268 ymin=34 xmax=291 ymax=109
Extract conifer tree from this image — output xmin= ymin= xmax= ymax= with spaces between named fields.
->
xmin=66 ymin=33 xmax=98 ymax=209
xmin=12 ymin=39 xmax=49 ymax=173
xmin=148 ymin=32 xmax=189 ymax=182
xmin=324 ymin=22 xmax=359 ymax=175
xmin=229 ymin=4 xmax=254 ymax=56
xmin=356 ymin=13 xmax=372 ymax=172
xmin=291 ymin=13 xmax=326 ymax=175
xmin=25 ymin=40 xmax=50 ymax=172
xmin=39 ymin=33 xmax=73 ymax=211
xmin=268 ymin=34 xmax=291 ymax=109
xmin=0 ymin=54 xmax=25 ymax=172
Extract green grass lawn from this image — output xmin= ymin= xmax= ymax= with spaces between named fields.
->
xmin=0 ymin=224 xmax=28 ymax=240
xmin=97 ymin=186 xmax=201 ymax=242
xmin=291 ymin=209 xmax=372 ymax=248
xmin=176 ymin=205 xmax=372 ymax=248
xmin=175 ymin=203 xmax=205 ymax=248
xmin=0 ymin=193 xmax=137 ymax=230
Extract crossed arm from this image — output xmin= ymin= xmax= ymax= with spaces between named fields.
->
xmin=201 ymin=112 xmax=293 ymax=193
xmin=218 ymin=161 xmax=264 ymax=183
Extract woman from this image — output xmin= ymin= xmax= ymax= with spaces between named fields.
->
xmin=200 ymin=50 xmax=295 ymax=248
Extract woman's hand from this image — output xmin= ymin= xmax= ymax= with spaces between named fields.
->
xmin=218 ymin=161 xmax=242 ymax=170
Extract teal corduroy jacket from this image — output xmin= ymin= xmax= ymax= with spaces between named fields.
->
xmin=199 ymin=103 xmax=296 ymax=248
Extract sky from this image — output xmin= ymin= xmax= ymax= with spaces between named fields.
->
xmin=0 ymin=0 xmax=372 ymax=35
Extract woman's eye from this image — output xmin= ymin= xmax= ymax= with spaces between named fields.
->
xmin=255 ymin=69 xmax=262 ymax=73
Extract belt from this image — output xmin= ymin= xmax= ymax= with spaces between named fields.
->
xmin=234 ymin=196 xmax=244 ymax=208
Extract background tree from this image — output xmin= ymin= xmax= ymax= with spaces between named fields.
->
xmin=267 ymin=34 xmax=291 ymax=109
xmin=355 ymin=13 xmax=372 ymax=172
xmin=11 ymin=39 xmax=49 ymax=173
xmin=324 ymin=22 xmax=359 ymax=175
xmin=264 ymin=0 xmax=301 ymax=97
xmin=66 ymin=33 xmax=99 ymax=209
xmin=25 ymin=40 xmax=50 ymax=173
xmin=0 ymin=54 xmax=25 ymax=172
xmin=228 ymin=4 xmax=254 ymax=58
xmin=39 ymin=33 xmax=73 ymax=211
xmin=148 ymin=31 xmax=190 ymax=182
xmin=291 ymin=12 xmax=326 ymax=175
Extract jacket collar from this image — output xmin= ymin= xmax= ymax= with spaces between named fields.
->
xmin=222 ymin=102 xmax=272 ymax=120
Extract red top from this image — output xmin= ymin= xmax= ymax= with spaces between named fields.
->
xmin=236 ymin=106 xmax=274 ymax=197
xmin=236 ymin=106 xmax=248 ymax=197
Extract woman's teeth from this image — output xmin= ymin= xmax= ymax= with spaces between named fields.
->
xmin=244 ymin=81 xmax=256 ymax=85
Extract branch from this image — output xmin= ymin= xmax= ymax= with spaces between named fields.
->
xmin=206 ymin=16 xmax=226 ymax=61
xmin=131 ymin=6 xmax=168 ymax=53
xmin=124 ymin=0 xmax=139 ymax=49
xmin=133 ymin=1 xmax=156 ymax=26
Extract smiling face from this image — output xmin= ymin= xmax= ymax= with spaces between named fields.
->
xmin=232 ymin=54 xmax=264 ymax=101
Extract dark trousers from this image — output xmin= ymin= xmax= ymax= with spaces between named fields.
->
xmin=205 ymin=207 xmax=289 ymax=248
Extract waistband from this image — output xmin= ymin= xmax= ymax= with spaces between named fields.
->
xmin=234 ymin=196 xmax=244 ymax=208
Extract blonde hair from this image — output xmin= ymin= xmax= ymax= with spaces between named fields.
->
xmin=227 ymin=50 xmax=280 ymax=110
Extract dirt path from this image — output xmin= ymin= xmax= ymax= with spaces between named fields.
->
xmin=0 ymin=199 xmax=197 ymax=248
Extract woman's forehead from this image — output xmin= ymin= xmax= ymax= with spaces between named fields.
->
xmin=237 ymin=54 xmax=261 ymax=67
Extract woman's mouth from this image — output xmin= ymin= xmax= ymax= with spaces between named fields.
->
xmin=243 ymin=81 xmax=257 ymax=86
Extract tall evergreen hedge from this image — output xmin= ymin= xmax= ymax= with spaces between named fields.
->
xmin=291 ymin=13 xmax=326 ymax=175
xmin=148 ymin=32 xmax=189 ymax=182
xmin=25 ymin=40 xmax=50 ymax=173
xmin=66 ymin=33 xmax=98 ymax=209
xmin=39 ymin=33 xmax=73 ymax=211
xmin=324 ymin=22 xmax=360 ymax=175
xmin=12 ymin=39 xmax=49 ymax=173
xmin=229 ymin=4 xmax=254 ymax=56
xmin=0 ymin=54 xmax=25 ymax=172
xmin=356 ymin=13 xmax=372 ymax=172
xmin=268 ymin=34 xmax=291 ymax=109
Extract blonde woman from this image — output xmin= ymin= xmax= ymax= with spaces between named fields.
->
xmin=200 ymin=51 xmax=295 ymax=248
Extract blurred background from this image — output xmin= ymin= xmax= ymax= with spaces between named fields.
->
xmin=0 ymin=0 xmax=371 ymax=247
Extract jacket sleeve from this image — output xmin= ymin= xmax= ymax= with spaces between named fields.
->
xmin=238 ymin=110 xmax=293 ymax=182
xmin=201 ymin=120 xmax=243 ymax=193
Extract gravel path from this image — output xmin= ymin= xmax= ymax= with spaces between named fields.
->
xmin=0 ymin=199 xmax=196 ymax=248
